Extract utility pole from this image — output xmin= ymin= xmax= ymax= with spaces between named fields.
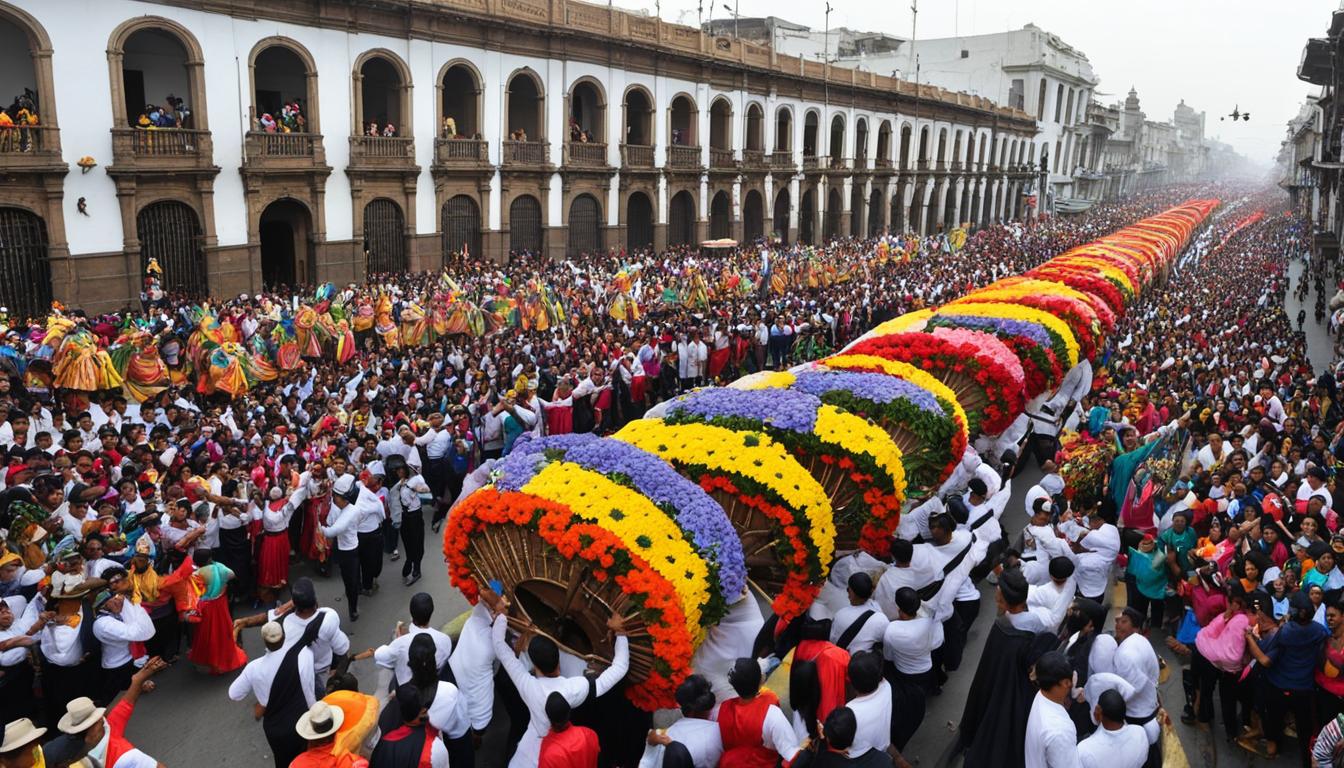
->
xmin=908 ymin=0 xmax=920 ymax=233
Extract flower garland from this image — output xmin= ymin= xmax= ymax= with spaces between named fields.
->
xmin=933 ymin=301 xmax=1079 ymax=370
xmin=980 ymin=276 xmax=1117 ymax=332
xmin=1028 ymin=264 xmax=1129 ymax=316
xmin=926 ymin=312 xmax=1061 ymax=398
xmin=444 ymin=488 xmax=693 ymax=710
xmin=823 ymin=353 xmax=970 ymax=486
xmin=953 ymin=285 xmax=1103 ymax=360
xmin=845 ymin=328 xmax=1025 ymax=436
xmin=498 ymin=433 xmax=747 ymax=624
xmin=661 ymin=387 xmax=907 ymax=556
xmin=615 ymin=418 xmax=834 ymax=619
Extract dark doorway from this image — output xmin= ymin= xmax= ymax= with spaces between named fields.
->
xmin=441 ymin=195 xmax=482 ymax=262
xmin=364 ymin=198 xmax=406 ymax=275
xmin=824 ymin=188 xmax=842 ymax=240
xmin=258 ymin=199 xmax=311 ymax=289
xmin=800 ymin=188 xmax=815 ymax=244
xmin=742 ymin=190 xmax=763 ymax=243
xmin=773 ymin=189 xmax=790 ymax=244
xmin=668 ymin=191 xmax=695 ymax=246
xmin=626 ymin=192 xmax=654 ymax=252
xmin=137 ymin=201 xmax=206 ymax=295
xmin=567 ymin=194 xmax=602 ymax=255
xmin=0 ymin=207 xmax=51 ymax=321
xmin=709 ymin=191 xmax=731 ymax=239
xmin=868 ymin=189 xmax=884 ymax=236
xmin=509 ymin=195 xmax=543 ymax=255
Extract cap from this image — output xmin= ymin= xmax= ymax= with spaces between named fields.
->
xmin=260 ymin=621 xmax=284 ymax=644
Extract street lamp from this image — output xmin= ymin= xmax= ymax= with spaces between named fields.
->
xmin=721 ymin=2 xmax=739 ymax=40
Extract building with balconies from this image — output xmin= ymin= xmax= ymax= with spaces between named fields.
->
xmin=0 ymin=0 xmax=1038 ymax=315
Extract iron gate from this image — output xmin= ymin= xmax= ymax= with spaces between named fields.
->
xmin=441 ymin=195 xmax=482 ymax=263
xmin=742 ymin=191 xmax=763 ymax=243
xmin=869 ymin=189 xmax=884 ymax=236
xmin=364 ymin=198 xmax=406 ymax=275
xmin=668 ymin=191 xmax=694 ymax=246
xmin=566 ymin=195 xmax=602 ymax=255
xmin=773 ymin=190 xmax=790 ymax=244
xmin=509 ymin=195 xmax=542 ymax=255
xmin=850 ymin=184 xmax=864 ymax=237
xmin=0 ymin=208 xmax=52 ymax=321
xmin=824 ymin=189 xmax=841 ymax=240
xmin=137 ymin=201 xmax=207 ymax=296
xmin=626 ymin=193 xmax=654 ymax=252
xmin=799 ymin=190 xmax=815 ymax=244
xmin=709 ymin=192 xmax=731 ymax=239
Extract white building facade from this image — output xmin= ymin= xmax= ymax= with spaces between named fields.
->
xmin=0 ymin=0 xmax=1037 ymax=315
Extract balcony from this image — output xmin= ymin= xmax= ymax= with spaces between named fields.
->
xmin=802 ymin=154 xmax=819 ymax=171
xmin=110 ymin=128 xmax=214 ymax=172
xmin=710 ymin=148 xmax=736 ymax=169
xmin=828 ymin=156 xmax=849 ymax=171
xmin=769 ymin=151 xmax=795 ymax=170
xmin=621 ymin=144 xmax=655 ymax=169
xmin=951 ymin=161 xmax=963 ymax=172
xmin=565 ymin=141 xmax=609 ymax=168
xmin=0 ymin=125 xmax=63 ymax=172
xmin=743 ymin=149 xmax=767 ymax=169
xmin=243 ymin=132 xmax=325 ymax=171
xmin=667 ymin=144 xmax=701 ymax=169
xmin=916 ymin=159 xmax=930 ymax=172
xmin=875 ymin=157 xmax=894 ymax=170
xmin=348 ymin=135 xmax=415 ymax=169
xmin=433 ymin=137 xmax=489 ymax=169
xmin=502 ymin=140 xmax=550 ymax=168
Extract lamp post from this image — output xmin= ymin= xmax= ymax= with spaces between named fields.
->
xmin=721 ymin=2 xmax=739 ymax=40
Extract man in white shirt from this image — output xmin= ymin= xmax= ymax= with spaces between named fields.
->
xmin=1027 ymin=557 xmax=1077 ymax=634
xmin=829 ymin=573 xmax=888 ymax=654
xmin=1195 ymin=432 xmax=1230 ymax=471
xmin=640 ymin=675 xmax=723 ymax=768
xmin=91 ymin=583 xmax=155 ymax=704
xmin=372 ymin=593 xmax=453 ymax=687
xmin=844 ymin=651 xmax=892 ymax=758
xmin=250 ymin=578 xmax=350 ymax=695
xmin=1025 ymin=651 xmax=1079 ymax=768
xmin=491 ymin=604 xmax=631 ymax=768
xmin=317 ymin=474 xmax=369 ymax=620
xmin=1112 ymin=607 xmax=1161 ymax=755
xmin=875 ymin=539 xmax=939 ymax=621
xmin=1059 ymin=506 xmax=1121 ymax=602
xmin=228 ymin=621 xmax=317 ymax=768
xmin=1077 ymin=690 xmax=1148 ymax=768
xmin=882 ymin=586 xmax=936 ymax=750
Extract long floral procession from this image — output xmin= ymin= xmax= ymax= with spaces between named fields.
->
xmin=444 ymin=199 xmax=1220 ymax=709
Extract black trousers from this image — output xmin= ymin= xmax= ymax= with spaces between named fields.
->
xmin=97 ymin=661 xmax=135 ymax=706
xmin=357 ymin=531 xmax=383 ymax=590
xmin=936 ymin=599 xmax=980 ymax=674
xmin=44 ymin=661 xmax=88 ymax=729
xmin=885 ymin=663 xmax=933 ymax=750
xmin=443 ymin=731 xmax=474 ymax=768
xmin=1191 ymin=649 xmax=1241 ymax=740
xmin=333 ymin=547 xmax=360 ymax=614
xmin=401 ymin=508 xmax=425 ymax=578
xmin=1260 ymin=682 xmax=1316 ymax=767
xmin=0 ymin=663 xmax=34 ymax=725
xmin=146 ymin=608 xmax=181 ymax=662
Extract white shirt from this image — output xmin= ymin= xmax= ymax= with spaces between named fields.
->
xmin=691 ymin=592 xmax=764 ymax=705
xmin=227 ymin=646 xmax=316 ymax=708
xmin=426 ymin=680 xmax=471 ymax=740
xmin=846 ymin=679 xmax=892 ymax=756
xmin=266 ymin=607 xmax=350 ymax=671
xmin=320 ymin=498 xmax=362 ymax=551
xmin=638 ymin=718 xmax=723 ymax=768
xmin=375 ymin=625 xmax=453 ymax=685
xmin=1061 ymin=523 xmax=1120 ymax=599
xmin=1077 ymin=723 xmax=1148 ymax=768
xmin=882 ymin=616 xmax=935 ymax=674
xmin=92 ymin=600 xmax=155 ymax=669
xmin=830 ymin=601 xmax=888 ymax=653
xmin=875 ymin=549 xmax=939 ymax=621
xmin=1024 ymin=692 xmax=1079 ymax=768
xmin=1027 ymin=578 xmax=1076 ymax=635
xmin=1113 ymin=635 xmax=1160 ymax=743
xmin=492 ymin=615 xmax=630 ymax=768
xmin=447 ymin=603 xmax=497 ymax=732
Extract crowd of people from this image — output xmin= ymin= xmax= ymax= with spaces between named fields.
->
xmin=0 ymin=181 xmax=1314 ymax=768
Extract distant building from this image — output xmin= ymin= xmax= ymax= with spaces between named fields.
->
xmin=1294 ymin=7 xmax=1343 ymax=263
xmin=1100 ymin=88 xmax=1210 ymax=196
xmin=703 ymin=17 xmax=905 ymax=63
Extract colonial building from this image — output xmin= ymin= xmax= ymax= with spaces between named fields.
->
xmin=1100 ymin=88 xmax=1211 ymax=196
xmin=0 ymin=0 xmax=1037 ymax=316
xmin=1296 ymin=8 xmax=1344 ymax=263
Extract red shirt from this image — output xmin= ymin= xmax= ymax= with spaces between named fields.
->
xmin=539 ymin=725 xmax=599 ymax=768
xmin=719 ymin=690 xmax=781 ymax=768
xmin=794 ymin=639 xmax=851 ymax=726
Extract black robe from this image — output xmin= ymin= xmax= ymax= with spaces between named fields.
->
xmin=957 ymin=615 xmax=1060 ymax=768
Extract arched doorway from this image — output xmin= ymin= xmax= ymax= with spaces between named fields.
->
xmin=850 ymin=183 xmax=864 ymax=237
xmin=568 ymin=80 xmax=605 ymax=143
xmin=891 ymin=189 xmax=906 ymax=233
xmin=0 ymin=208 xmax=51 ymax=321
xmin=626 ymin=192 xmax=654 ymax=252
xmin=669 ymin=95 xmax=697 ymax=146
xmin=824 ymin=188 xmax=841 ymax=240
xmin=509 ymin=195 xmax=543 ymax=254
xmin=924 ymin=183 xmax=940 ymax=235
xmin=567 ymin=194 xmax=602 ymax=255
xmin=799 ymin=188 xmax=815 ymax=245
xmin=624 ymin=87 xmax=654 ymax=147
xmin=668 ymin=191 xmax=695 ymax=246
xmin=506 ymin=71 xmax=544 ymax=141
xmin=258 ymin=199 xmax=312 ymax=288
xmin=943 ymin=184 xmax=958 ymax=231
xmin=709 ymin=191 xmax=731 ymax=239
xmin=363 ymin=198 xmax=406 ymax=274
xmin=742 ymin=190 xmax=763 ymax=243
xmin=441 ymin=195 xmax=481 ymax=262
xmin=137 ymin=201 xmax=206 ymax=295
xmin=868 ymin=189 xmax=883 ymax=236
xmin=773 ymin=189 xmax=790 ymax=244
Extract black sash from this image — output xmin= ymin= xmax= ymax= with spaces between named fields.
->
xmin=835 ymin=610 xmax=877 ymax=651
xmin=916 ymin=540 xmax=975 ymax=602
xmin=263 ymin=612 xmax=325 ymax=743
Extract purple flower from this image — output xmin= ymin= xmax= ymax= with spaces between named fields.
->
xmin=936 ymin=313 xmax=1053 ymax=350
xmin=665 ymin=387 xmax=821 ymax=433
xmin=491 ymin=433 xmax=747 ymax=601
xmin=792 ymin=370 xmax=942 ymax=416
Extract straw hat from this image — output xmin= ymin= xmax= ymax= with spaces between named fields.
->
xmin=0 ymin=718 xmax=46 ymax=752
xmin=294 ymin=701 xmax=344 ymax=741
xmin=57 ymin=697 xmax=106 ymax=734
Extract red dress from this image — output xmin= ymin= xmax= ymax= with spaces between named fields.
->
xmin=794 ymin=639 xmax=850 ymax=727
xmin=719 ymin=690 xmax=781 ymax=768
xmin=257 ymin=500 xmax=291 ymax=589
xmin=302 ymin=494 xmax=332 ymax=562
xmin=539 ymin=725 xmax=600 ymax=768
xmin=187 ymin=564 xmax=247 ymax=675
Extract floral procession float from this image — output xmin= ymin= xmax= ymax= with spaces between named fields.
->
xmin=432 ymin=198 xmax=1215 ymax=707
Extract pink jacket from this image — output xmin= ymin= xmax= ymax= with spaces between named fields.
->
xmin=1195 ymin=611 xmax=1250 ymax=674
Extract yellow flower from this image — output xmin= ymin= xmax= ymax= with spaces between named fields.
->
xmin=824 ymin=353 xmax=971 ymax=440
xmin=814 ymin=405 xmax=907 ymax=501
xmin=934 ymin=301 xmax=1080 ymax=368
xmin=522 ymin=461 xmax=711 ymax=638
xmin=615 ymin=419 xmax=835 ymax=572
xmin=728 ymin=371 xmax=796 ymax=391
xmin=860 ymin=308 xmax=934 ymax=340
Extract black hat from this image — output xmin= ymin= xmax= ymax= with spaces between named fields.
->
xmin=1309 ymin=465 xmax=1328 ymax=481
xmin=291 ymin=577 xmax=318 ymax=610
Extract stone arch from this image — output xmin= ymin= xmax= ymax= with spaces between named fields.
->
xmin=709 ymin=96 xmax=733 ymax=151
xmin=437 ymin=59 xmax=483 ymax=137
xmin=667 ymin=189 xmax=697 ymax=246
xmin=106 ymin=15 xmax=208 ymax=129
xmin=742 ymin=189 xmax=764 ymax=242
xmin=505 ymin=67 xmax=546 ymax=141
xmin=774 ymin=105 xmax=793 ymax=152
xmin=508 ymin=193 xmax=544 ymax=254
xmin=0 ymin=206 xmax=52 ymax=321
xmin=353 ymin=48 xmax=413 ymax=136
xmin=248 ymin=36 xmax=320 ymax=132
xmin=709 ymin=190 xmax=732 ymax=239
xmin=626 ymin=191 xmax=655 ymax=252
xmin=567 ymin=76 xmax=607 ymax=143
xmin=0 ymin=1 xmax=58 ymax=131
xmin=441 ymin=194 xmax=482 ymax=263
xmin=744 ymin=101 xmax=765 ymax=152
xmin=622 ymin=84 xmax=655 ymax=146
xmin=668 ymin=92 xmax=698 ymax=146
xmin=363 ymin=197 xmax=407 ymax=274
xmin=567 ymin=193 xmax=603 ymax=255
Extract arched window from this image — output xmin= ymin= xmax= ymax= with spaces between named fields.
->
xmin=441 ymin=195 xmax=481 ymax=263
xmin=568 ymin=79 xmax=605 ymax=143
xmin=363 ymin=198 xmax=406 ymax=274
xmin=745 ymin=104 xmax=764 ymax=152
xmin=567 ymin=194 xmax=602 ymax=255
xmin=828 ymin=114 xmax=845 ymax=160
xmin=623 ymin=87 xmax=654 ymax=147
xmin=803 ymin=111 xmax=819 ymax=157
xmin=111 ymin=21 xmax=204 ymax=132
xmin=669 ymin=95 xmax=697 ymax=146
xmin=774 ymin=107 xmax=792 ymax=153
xmin=854 ymin=118 xmax=868 ymax=162
xmin=356 ymin=53 xmax=409 ymax=136
xmin=709 ymin=98 xmax=732 ymax=151
xmin=626 ymin=192 xmax=654 ymax=252
xmin=440 ymin=62 xmax=481 ymax=138
xmin=509 ymin=195 xmax=543 ymax=255
xmin=899 ymin=125 xmax=912 ymax=170
xmin=250 ymin=40 xmax=317 ymax=133
xmin=667 ymin=191 xmax=695 ymax=246
xmin=876 ymin=121 xmax=892 ymax=167
xmin=506 ymin=71 xmax=544 ymax=141
xmin=709 ymin=191 xmax=731 ymax=239
xmin=0 ymin=5 xmax=55 ymax=154
xmin=0 ymin=207 xmax=51 ymax=320
xmin=137 ymin=201 xmax=206 ymax=295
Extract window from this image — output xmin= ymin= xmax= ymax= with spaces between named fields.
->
xmin=1008 ymin=79 xmax=1025 ymax=111
xmin=1053 ymin=83 xmax=1064 ymax=123
xmin=1036 ymin=80 xmax=1047 ymax=121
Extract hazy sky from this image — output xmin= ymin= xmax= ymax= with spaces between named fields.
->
xmin=611 ymin=0 xmax=1329 ymax=164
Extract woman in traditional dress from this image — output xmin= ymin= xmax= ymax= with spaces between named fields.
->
xmin=186 ymin=547 xmax=247 ymax=675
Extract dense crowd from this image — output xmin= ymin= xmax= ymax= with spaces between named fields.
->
xmin=0 ymin=181 xmax=1301 ymax=768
